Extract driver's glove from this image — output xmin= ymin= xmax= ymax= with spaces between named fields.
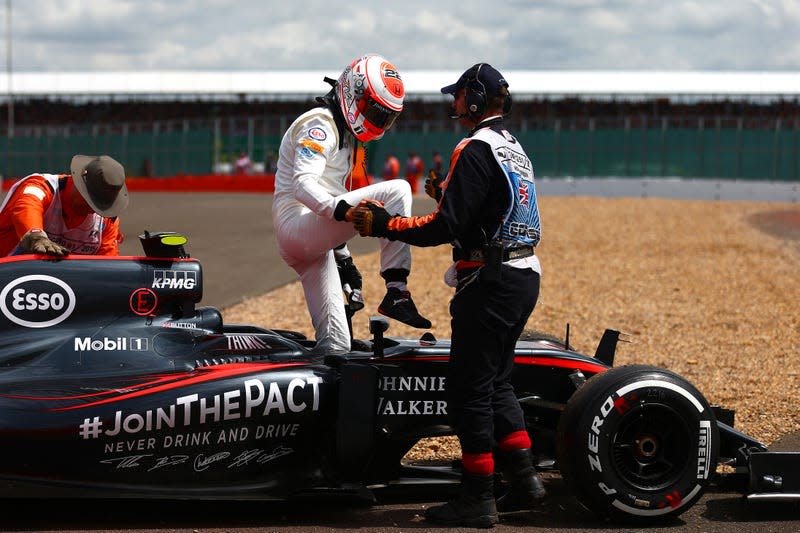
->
xmin=336 ymin=255 xmax=365 ymax=312
xmin=20 ymin=229 xmax=70 ymax=256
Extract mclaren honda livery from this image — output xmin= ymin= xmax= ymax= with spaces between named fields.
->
xmin=0 ymin=231 xmax=795 ymax=522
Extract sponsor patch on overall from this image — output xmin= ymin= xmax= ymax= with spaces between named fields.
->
xmin=307 ymin=127 xmax=327 ymax=141
xmin=300 ymin=138 xmax=325 ymax=154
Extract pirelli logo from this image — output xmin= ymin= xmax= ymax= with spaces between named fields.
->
xmin=152 ymin=270 xmax=197 ymax=290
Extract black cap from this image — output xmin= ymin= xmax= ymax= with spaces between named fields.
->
xmin=441 ymin=63 xmax=508 ymax=96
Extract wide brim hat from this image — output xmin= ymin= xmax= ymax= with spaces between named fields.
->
xmin=70 ymin=155 xmax=129 ymax=217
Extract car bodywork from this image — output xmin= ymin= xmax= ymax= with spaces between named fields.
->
xmin=0 ymin=233 xmax=795 ymax=521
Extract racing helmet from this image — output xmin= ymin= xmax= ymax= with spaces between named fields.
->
xmin=335 ymin=54 xmax=404 ymax=142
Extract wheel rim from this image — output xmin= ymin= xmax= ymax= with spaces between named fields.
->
xmin=611 ymin=402 xmax=693 ymax=491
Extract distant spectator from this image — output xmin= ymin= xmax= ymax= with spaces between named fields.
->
xmin=265 ymin=151 xmax=278 ymax=174
xmin=432 ymin=150 xmax=443 ymax=174
xmin=382 ymin=153 xmax=400 ymax=181
xmin=235 ymin=150 xmax=252 ymax=175
xmin=141 ymin=158 xmax=153 ymax=178
xmin=405 ymin=151 xmax=424 ymax=194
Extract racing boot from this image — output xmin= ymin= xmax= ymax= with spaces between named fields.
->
xmin=378 ymin=287 xmax=431 ymax=329
xmin=495 ymin=448 xmax=547 ymax=512
xmin=425 ymin=471 xmax=499 ymax=528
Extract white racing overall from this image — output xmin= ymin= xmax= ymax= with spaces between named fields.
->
xmin=272 ymin=107 xmax=413 ymax=354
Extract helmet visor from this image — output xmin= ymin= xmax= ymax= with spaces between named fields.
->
xmin=361 ymin=96 xmax=400 ymax=130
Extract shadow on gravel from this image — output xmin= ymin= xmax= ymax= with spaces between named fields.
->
xmin=748 ymin=208 xmax=800 ymax=242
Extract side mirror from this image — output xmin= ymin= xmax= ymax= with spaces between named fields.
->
xmin=139 ymin=231 xmax=189 ymax=258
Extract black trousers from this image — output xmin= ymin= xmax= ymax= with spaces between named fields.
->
xmin=448 ymin=265 xmax=540 ymax=454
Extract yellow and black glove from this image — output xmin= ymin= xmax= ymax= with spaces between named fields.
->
xmin=20 ymin=229 xmax=70 ymax=256
xmin=424 ymin=170 xmax=444 ymax=201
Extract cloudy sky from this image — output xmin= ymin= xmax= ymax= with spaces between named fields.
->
xmin=4 ymin=0 xmax=799 ymax=73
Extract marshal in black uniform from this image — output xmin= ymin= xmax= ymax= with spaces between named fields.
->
xmin=353 ymin=63 xmax=545 ymax=528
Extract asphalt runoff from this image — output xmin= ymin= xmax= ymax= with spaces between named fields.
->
xmin=118 ymin=191 xmax=438 ymax=310
xmin=118 ymin=186 xmax=799 ymax=310
xmin=0 ymin=189 xmax=798 ymax=531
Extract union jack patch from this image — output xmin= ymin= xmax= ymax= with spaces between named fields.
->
xmin=518 ymin=182 xmax=530 ymax=206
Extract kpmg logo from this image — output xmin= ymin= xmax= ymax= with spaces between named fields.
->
xmin=152 ymin=270 xmax=197 ymax=290
xmin=0 ymin=274 xmax=76 ymax=328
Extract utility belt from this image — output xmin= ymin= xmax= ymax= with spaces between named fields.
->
xmin=452 ymin=244 xmax=536 ymax=263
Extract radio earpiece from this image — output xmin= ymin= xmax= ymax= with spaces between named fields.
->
xmin=464 ymin=64 xmax=487 ymax=120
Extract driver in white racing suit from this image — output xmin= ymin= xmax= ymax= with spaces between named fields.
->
xmin=272 ymin=53 xmax=430 ymax=354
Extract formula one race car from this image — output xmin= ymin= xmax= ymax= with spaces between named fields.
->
xmin=0 ymin=232 xmax=795 ymax=522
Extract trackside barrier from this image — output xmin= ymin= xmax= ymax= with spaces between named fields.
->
xmin=1 ymin=174 xmax=795 ymax=202
xmin=1 ymin=174 xmax=277 ymax=193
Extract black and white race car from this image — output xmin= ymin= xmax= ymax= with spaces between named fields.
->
xmin=0 ymin=231 xmax=794 ymax=522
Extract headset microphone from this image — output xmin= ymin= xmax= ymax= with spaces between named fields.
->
xmin=449 ymin=102 xmax=467 ymax=119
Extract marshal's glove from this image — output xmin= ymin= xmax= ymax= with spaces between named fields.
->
xmin=19 ymin=229 xmax=70 ymax=256
xmin=424 ymin=170 xmax=444 ymax=201
xmin=353 ymin=200 xmax=393 ymax=238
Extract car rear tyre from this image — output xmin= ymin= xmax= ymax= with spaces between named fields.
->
xmin=556 ymin=364 xmax=719 ymax=522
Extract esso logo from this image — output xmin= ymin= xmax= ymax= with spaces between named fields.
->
xmin=0 ymin=274 xmax=76 ymax=328
xmin=307 ymin=127 xmax=327 ymax=141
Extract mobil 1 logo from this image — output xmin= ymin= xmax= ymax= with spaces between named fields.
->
xmin=75 ymin=336 xmax=149 ymax=352
xmin=0 ymin=274 xmax=76 ymax=328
